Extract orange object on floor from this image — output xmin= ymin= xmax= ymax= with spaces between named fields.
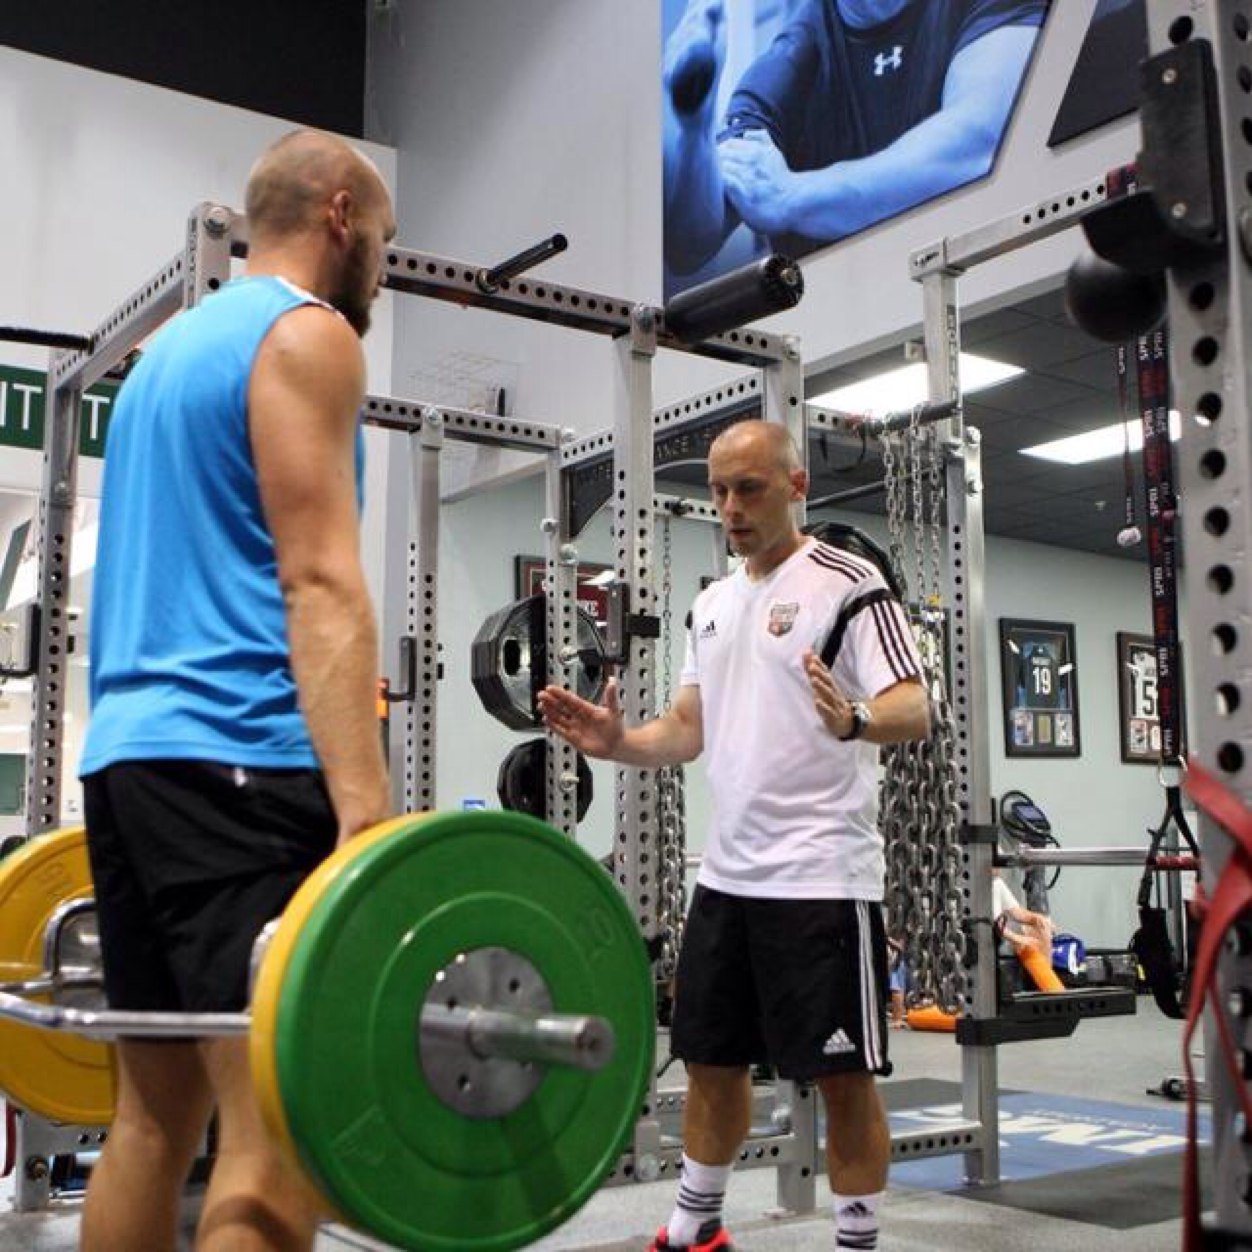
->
xmin=1019 ymin=941 xmax=1066 ymax=991
xmin=905 ymin=1004 xmax=958 ymax=1032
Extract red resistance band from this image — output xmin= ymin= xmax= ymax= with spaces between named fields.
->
xmin=1183 ymin=761 xmax=1252 ymax=1250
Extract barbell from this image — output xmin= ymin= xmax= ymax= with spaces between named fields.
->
xmin=0 ymin=812 xmax=655 ymax=1252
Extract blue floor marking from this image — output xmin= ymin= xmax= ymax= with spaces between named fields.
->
xmin=888 ymin=1091 xmax=1211 ymax=1190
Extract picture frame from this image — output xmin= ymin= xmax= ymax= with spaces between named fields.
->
xmin=1117 ymin=631 xmax=1165 ymax=764
xmin=999 ymin=619 xmax=1081 ymax=758
xmin=514 ymin=555 xmax=612 ymax=630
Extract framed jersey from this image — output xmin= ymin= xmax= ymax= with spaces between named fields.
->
xmin=999 ymin=618 xmax=1080 ymax=758
xmin=1116 ymin=630 xmax=1171 ymax=764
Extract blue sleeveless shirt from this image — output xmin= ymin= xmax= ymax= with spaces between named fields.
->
xmin=80 ymin=275 xmax=365 ymax=774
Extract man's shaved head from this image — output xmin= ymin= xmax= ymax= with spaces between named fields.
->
xmin=245 ymin=129 xmax=387 ymax=245
xmin=709 ymin=419 xmax=803 ymax=474
xmin=244 ymin=129 xmax=395 ymax=336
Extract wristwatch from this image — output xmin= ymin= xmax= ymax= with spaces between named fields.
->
xmin=839 ymin=699 xmax=873 ymax=742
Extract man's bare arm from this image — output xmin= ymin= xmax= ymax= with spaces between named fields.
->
xmin=250 ymin=306 xmax=389 ymax=844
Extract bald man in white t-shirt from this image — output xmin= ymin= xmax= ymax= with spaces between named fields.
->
xmin=539 ymin=419 xmax=930 ymax=1252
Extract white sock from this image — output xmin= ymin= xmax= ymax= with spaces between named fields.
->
xmin=833 ymin=1190 xmax=881 ymax=1250
xmin=667 ymin=1154 xmax=732 ymax=1245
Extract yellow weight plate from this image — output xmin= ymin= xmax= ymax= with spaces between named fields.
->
xmin=0 ymin=828 xmax=116 ymax=1124
xmin=250 ymin=815 xmax=417 ymax=1184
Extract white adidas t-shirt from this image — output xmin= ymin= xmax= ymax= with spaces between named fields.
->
xmin=680 ymin=538 xmax=922 ymax=900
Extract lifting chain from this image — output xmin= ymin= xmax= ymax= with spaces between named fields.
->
xmin=879 ymin=411 xmax=967 ymax=1012
xmin=655 ymin=513 xmax=686 ymax=981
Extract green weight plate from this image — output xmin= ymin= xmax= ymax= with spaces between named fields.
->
xmin=271 ymin=810 xmax=654 ymax=1252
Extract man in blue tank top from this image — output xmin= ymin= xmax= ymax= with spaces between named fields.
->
xmin=78 ymin=129 xmax=395 ymax=1251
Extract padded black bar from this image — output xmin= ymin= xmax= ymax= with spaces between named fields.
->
xmin=663 ymin=254 xmax=803 ymax=344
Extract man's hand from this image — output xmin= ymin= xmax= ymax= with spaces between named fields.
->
xmin=720 ymin=129 xmax=800 ymax=236
xmin=1002 ymin=908 xmax=1055 ymax=956
xmin=663 ymin=0 xmax=726 ymax=126
xmin=537 ymin=679 xmax=626 ymax=759
xmin=804 ymin=649 xmax=856 ymax=739
xmin=335 ymin=778 xmax=391 ymax=849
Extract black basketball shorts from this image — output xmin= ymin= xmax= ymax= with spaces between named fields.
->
xmin=83 ymin=759 xmax=337 ymax=1017
xmin=669 ymin=884 xmax=890 ymax=1081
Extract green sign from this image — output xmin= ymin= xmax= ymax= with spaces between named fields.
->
xmin=0 ymin=365 xmax=119 ymax=460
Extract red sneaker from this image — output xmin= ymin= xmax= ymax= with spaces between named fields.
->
xmin=646 ymin=1220 xmax=735 ymax=1251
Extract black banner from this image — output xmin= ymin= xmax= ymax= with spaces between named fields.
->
xmin=1136 ymin=328 xmax=1184 ymax=764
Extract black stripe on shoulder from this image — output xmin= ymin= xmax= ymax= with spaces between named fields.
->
xmin=815 ymin=540 xmax=879 ymax=579
xmin=808 ymin=547 xmax=871 ymax=583
xmin=819 ymin=588 xmax=895 ymax=668
xmin=870 ymin=598 xmax=920 ymax=683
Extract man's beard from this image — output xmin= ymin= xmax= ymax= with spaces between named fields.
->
xmin=330 ymin=234 xmax=373 ymax=337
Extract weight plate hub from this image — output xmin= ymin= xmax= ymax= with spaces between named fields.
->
xmin=420 ymin=946 xmax=552 ymax=1119
xmin=0 ymin=828 xmax=116 ymax=1124
xmin=497 ymin=737 xmax=593 ymax=823
xmin=252 ymin=810 xmax=653 ymax=1252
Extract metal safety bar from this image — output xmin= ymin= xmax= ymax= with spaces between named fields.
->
xmin=806 ymin=397 xmax=961 ymax=439
xmin=996 ymin=847 xmax=1200 ymax=870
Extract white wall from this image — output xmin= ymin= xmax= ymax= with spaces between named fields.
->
xmin=0 ymin=13 xmax=1168 ymax=949
xmin=1 ymin=48 xmax=398 ymax=818
xmin=365 ymin=2 xmax=1177 ymax=949
xmin=426 ymin=467 xmax=1170 ymax=948
xmin=367 ymin=0 xmax=1136 ymax=435
xmin=433 ymin=476 xmax=721 ymax=867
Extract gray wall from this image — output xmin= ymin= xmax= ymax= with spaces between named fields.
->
xmin=0 ymin=47 xmax=398 ymax=820
xmin=434 ymin=472 xmax=1173 ymax=949
xmin=366 ymin=1 xmax=1136 ymax=457
xmin=365 ymin=0 xmax=1180 ymax=950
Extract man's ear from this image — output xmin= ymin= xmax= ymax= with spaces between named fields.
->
xmin=328 ymin=189 xmax=354 ymax=242
xmin=790 ymin=467 xmax=808 ymax=500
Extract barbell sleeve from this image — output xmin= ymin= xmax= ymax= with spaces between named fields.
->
xmin=477 ymin=233 xmax=569 ymax=293
xmin=0 ymin=326 xmax=94 ymax=352
xmin=421 ymin=1003 xmax=615 ymax=1072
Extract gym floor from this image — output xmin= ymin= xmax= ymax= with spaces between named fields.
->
xmin=0 ymin=1001 xmax=1203 ymax=1251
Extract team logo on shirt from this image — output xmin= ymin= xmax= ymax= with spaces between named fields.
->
xmin=874 ymin=45 xmax=904 ymax=76
xmin=767 ymin=601 xmax=800 ymax=636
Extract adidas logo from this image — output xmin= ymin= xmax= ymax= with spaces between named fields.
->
xmin=699 ymin=619 xmax=717 ymax=639
xmin=822 ymin=1028 xmax=856 ymax=1056
xmin=840 ymin=1201 xmax=873 ymax=1220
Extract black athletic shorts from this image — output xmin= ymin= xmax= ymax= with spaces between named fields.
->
xmin=83 ymin=760 xmax=337 ymax=1016
xmin=669 ymin=885 xmax=890 ymax=1081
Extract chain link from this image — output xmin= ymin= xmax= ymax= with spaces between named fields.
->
xmin=879 ymin=417 xmax=968 ymax=1012
xmin=655 ymin=512 xmax=686 ymax=980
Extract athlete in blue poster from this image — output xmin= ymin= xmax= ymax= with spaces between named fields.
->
xmin=663 ymin=0 xmax=1048 ymax=289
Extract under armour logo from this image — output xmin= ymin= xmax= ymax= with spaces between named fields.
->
xmin=822 ymin=1028 xmax=856 ymax=1056
xmin=874 ymin=45 xmax=904 ymax=76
